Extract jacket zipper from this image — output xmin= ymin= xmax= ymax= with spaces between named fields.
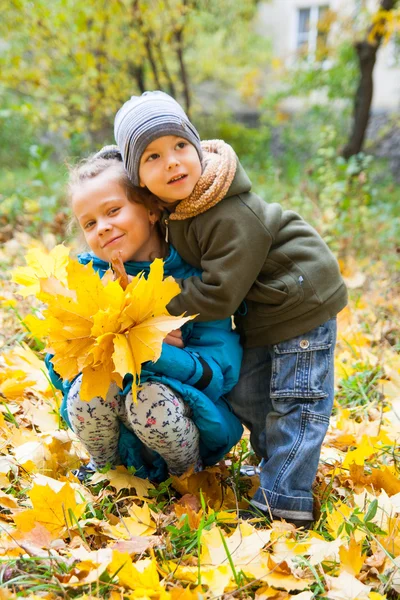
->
xmin=164 ymin=218 xmax=169 ymax=242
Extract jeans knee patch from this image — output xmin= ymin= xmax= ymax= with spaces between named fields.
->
xmin=270 ymin=323 xmax=334 ymax=401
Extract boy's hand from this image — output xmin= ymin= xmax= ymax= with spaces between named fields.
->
xmin=164 ymin=329 xmax=184 ymax=348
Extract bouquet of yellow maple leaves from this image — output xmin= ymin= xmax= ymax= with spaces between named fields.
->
xmin=12 ymin=245 xmax=193 ymax=401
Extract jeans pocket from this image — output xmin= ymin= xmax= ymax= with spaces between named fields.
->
xmin=270 ymin=324 xmax=334 ymax=401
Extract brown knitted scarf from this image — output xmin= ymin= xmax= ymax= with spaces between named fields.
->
xmin=169 ymin=139 xmax=237 ymax=221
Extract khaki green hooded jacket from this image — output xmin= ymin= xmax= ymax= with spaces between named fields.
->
xmin=166 ymin=162 xmax=347 ymax=348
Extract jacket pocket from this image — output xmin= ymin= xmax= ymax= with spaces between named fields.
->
xmin=251 ymin=271 xmax=304 ymax=317
xmin=270 ymin=324 xmax=334 ymax=401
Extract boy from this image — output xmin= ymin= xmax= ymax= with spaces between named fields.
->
xmin=114 ymin=91 xmax=347 ymax=528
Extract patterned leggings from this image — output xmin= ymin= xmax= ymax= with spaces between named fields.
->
xmin=67 ymin=376 xmax=201 ymax=476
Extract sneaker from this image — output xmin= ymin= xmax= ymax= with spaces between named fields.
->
xmin=286 ymin=519 xmax=313 ymax=530
xmin=241 ymin=504 xmax=313 ymax=530
xmin=239 ymin=465 xmax=260 ymax=477
xmin=71 ymin=464 xmax=96 ymax=483
xmin=239 ymin=505 xmax=271 ymax=528
xmin=194 ymin=458 xmax=203 ymax=473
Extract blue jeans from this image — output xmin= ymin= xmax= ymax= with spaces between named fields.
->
xmin=228 ymin=318 xmax=337 ymax=521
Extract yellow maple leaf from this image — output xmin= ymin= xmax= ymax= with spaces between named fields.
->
xmin=370 ymin=466 xmax=400 ymax=496
xmin=108 ymin=552 xmax=160 ymax=592
xmin=18 ymin=247 xmax=193 ymax=401
xmin=0 ymin=533 xmax=25 ymax=559
xmin=13 ymin=481 xmax=86 ymax=538
xmin=271 ymin=536 xmax=311 ymax=566
xmin=0 ymin=456 xmax=18 ymax=479
xmin=342 ymin=435 xmax=376 ymax=469
xmin=325 ymin=571 xmax=371 ymax=600
xmin=339 ymin=535 xmax=364 ymax=575
xmin=24 ymin=400 xmax=60 ymax=433
xmin=166 ymin=563 xmax=232 ymax=596
xmin=169 ymin=587 xmax=205 ymax=600
xmin=0 ymin=491 xmax=18 ymax=510
xmin=201 ymin=522 xmax=272 ymax=567
xmin=175 ymin=500 xmax=203 ymax=530
xmin=90 ymin=465 xmax=154 ymax=496
xmin=0 ymin=473 xmax=10 ymax=489
xmin=335 ymin=351 xmax=357 ymax=380
xmin=13 ymin=440 xmax=58 ymax=477
xmin=106 ymin=516 xmax=153 ymax=540
xmin=380 ymin=515 xmax=400 ymax=556
xmin=171 ymin=465 xmax=241 ymax=510
xmin=11 ymin=244 xmax=70 ymax=297
xmin=67 ymin=547 xmax=114 ymax=585
xmin=261 ymin=571 xmax=312 ymax=593
xmin=326 ymin=502 xmax=356 ymax=539
xmin=198 ymin=523 xmax=312 ymax=592
xmin=22 ymin=314 xmax=51 ymax=340
xmin=0 ymin=343 xmax=52 ymax=400
xmin=304 ymin=533 xmax=344 ymax=566
xmin=105 ymin=502 xmax=156 ymax=539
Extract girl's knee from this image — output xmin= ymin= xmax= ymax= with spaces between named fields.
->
xmin=67 ymin=378 xmax=123 ymax=420
xmin=126 ymin=383 xmax=186 ymax=427
xmin=139 ymin=382 xmax=179 ymax=402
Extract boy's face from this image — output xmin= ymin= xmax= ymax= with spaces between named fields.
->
xmin=139 ymin=135 xmax=202 ymax=203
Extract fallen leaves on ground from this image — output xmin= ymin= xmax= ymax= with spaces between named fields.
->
xmin=0 ymin=239 xmax=399 ymax=598
xmin=90 ymin=465 xmax=154 ymax=496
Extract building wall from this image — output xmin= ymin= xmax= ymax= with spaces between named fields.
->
xmin=255 ymin=0 xmax=400 ymax=111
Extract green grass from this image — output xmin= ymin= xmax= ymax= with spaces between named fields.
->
xmin=0 ymin=555 xmax=124 ymax=598
xmin=335 ymin=365 xmax=385 ymax=410
xmin=0 ymin=149 xmax=67 ymax=239
xmin=247 ymin=154 xmax=400 ymax=266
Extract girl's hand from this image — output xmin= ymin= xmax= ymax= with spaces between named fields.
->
xmin=164 ymin=329 xmax=184 ymax=348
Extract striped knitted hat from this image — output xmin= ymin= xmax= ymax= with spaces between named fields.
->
xmin=114 ymin=91 xmax=203 ymax=186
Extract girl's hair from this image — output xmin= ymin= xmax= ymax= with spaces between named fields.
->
xmin=68 ymin=145 xmax=162 ymax=219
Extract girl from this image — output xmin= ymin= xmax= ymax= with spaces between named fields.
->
xmin=46 ymin=146 xmax=243 ymax=482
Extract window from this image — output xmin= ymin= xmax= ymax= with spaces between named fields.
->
xmin=297 ymin=5 xmax=330 ymax=60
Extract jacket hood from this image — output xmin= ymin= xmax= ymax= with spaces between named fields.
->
xmin=225 ymin=160 xmax=252 ymax=198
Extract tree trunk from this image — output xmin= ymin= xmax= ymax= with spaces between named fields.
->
xmin=342 ymin=41 xmax=377 ymax=159
xmin=156 ymin=41 xmax=176 ymax=98
xmin=131 ymin=0 xmax=162 ymax=90
xmin=129 ymin=63 xmax=146 ymax=94
xmin=342 ymin=0 xmax=398 ymax=159
xmin=144 ymin=36 xmax=163 ymax=90
xmin=175 ymin=27 xmax=191 ymax=116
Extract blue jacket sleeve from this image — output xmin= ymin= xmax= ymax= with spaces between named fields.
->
xmin=44 ymin=354 xmax=74 ymax=428
xmin=145 ymin=318 xmax=242 ymax=402
xmin=45 ymin=354 xmax=64 ymax=392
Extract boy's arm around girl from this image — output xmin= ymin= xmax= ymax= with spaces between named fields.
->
xmin=166 ymin=161 xmax=347 ymax=348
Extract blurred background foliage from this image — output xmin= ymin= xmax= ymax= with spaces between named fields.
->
xmin=0 ymin=0 xmax=399 ymax=270
xmin=0 ymin=0 xmax=266 ymax=136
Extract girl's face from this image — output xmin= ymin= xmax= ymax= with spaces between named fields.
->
xmin=71 ymin=167 xmax=163 ymax=263
xmin=139 ymin=136 xmax=202 ymax=203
